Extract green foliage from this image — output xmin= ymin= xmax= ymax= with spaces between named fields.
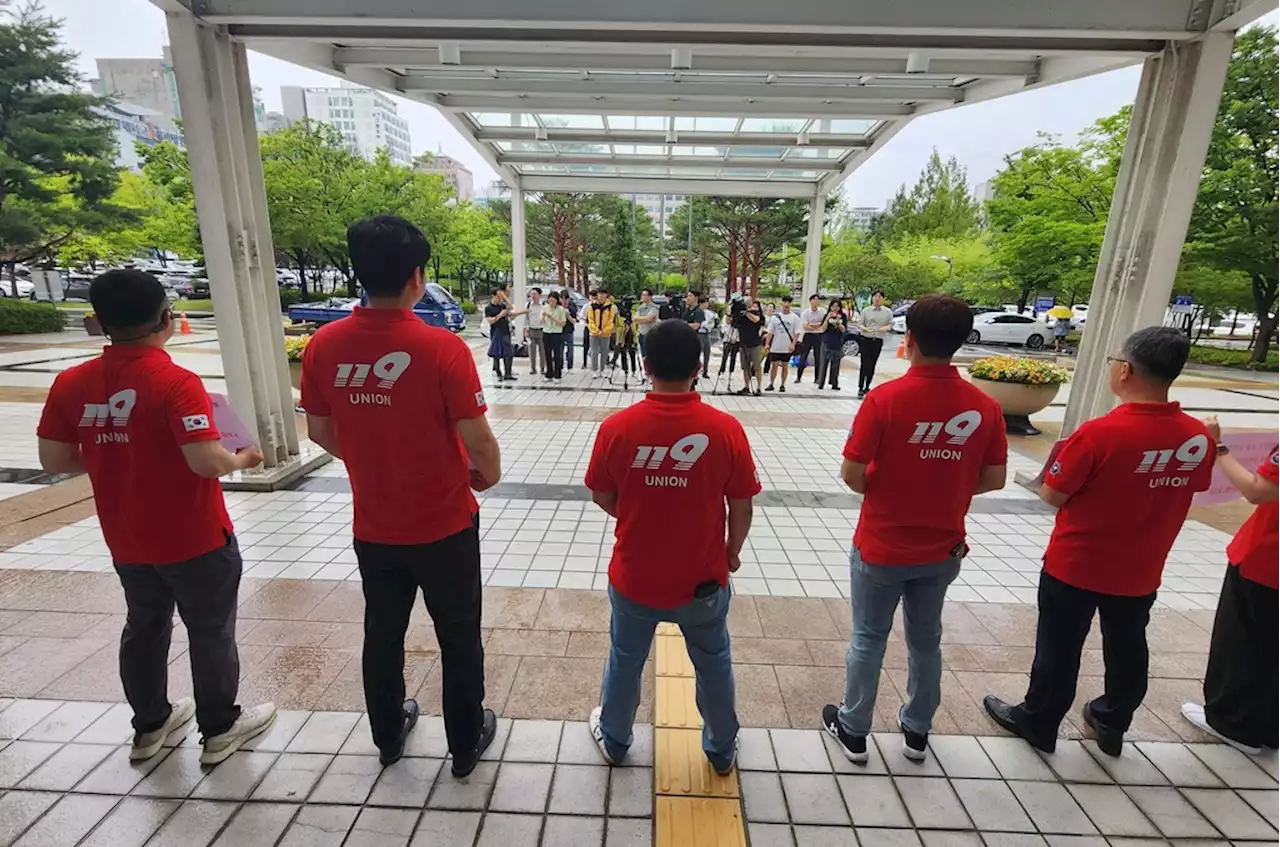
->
xmin=757 ymin=282 xmax=790 ymax=299
xmin=0 ymin=298 xmax=64 ymax=333
xmin=459 ymin=299 xmax=478 ymax=315
xmin=277 ymin=288 xmax=323 ymax=308
xmin=877 ymin=150 xmax=979 ymax=243
xmin=600 ymin=205 xmax=646 ymax=296
xmin=1186 ymin=344 xmax=1278 ymax=370
xmin=0 ymin=2 xmax=125 ymax=281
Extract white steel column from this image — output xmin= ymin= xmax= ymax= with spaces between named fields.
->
xmin=802 ymin=193 xmax=826 ymax=296
xmin=1061 ymin=33 xmax=1233 ymax=435
xmin=510 ymin=184 xmax=528 ymax=306
xmin=166 ymin=9 xmax=311 ymax=480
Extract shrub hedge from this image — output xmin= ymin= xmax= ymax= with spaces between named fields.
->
xmin=0 ymin=299 xmax=65 ymax=334
xmin=1187 ymin=344 xmax=1278 ymax=371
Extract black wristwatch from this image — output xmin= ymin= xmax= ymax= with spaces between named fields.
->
xmin=1216 ymin=442 xmax=1230 ymax=456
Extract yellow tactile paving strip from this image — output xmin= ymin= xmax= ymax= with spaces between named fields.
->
xmin=653 ymin=627 xmax=748 ymax=847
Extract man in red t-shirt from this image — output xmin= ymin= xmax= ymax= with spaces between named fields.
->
xmin=584 ymin=320 xmax=759 ymax=773
xmin=1181 ymin=421 xmax=1278 ymax=754
xmin=985 ymin=327 xmax=1214 ymax=757
xmin=823 ymin=295 xmax=1007 ymax=765
xmin=37 ymin=269 xmax=274 ymax=766
xmin=301 ymin=216 xmax=502 ymax=776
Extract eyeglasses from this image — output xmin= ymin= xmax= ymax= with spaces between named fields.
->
xmin=1105 ymin=355 xmax=1129 ymax=366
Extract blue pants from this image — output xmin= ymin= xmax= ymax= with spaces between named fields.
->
xmin=563 ymin=330 xmax=576 ymax=369
xmin=599 ymin=585 xmax=738 ymax=771
xmin=838 ymin=547 xmax=960 ymax=737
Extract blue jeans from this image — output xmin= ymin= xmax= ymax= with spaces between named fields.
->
xmin=563 ymin=330 xmax=575 ymax=368
xmin=600 ymin=585 xmax=738 ymax=771
xmin=839 ymin=547 xmax=960 ymax=737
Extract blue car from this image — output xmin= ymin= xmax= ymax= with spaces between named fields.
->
xmin=287 ymin=283 xmax=465 ymax=332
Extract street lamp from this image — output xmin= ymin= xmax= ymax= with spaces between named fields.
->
xmin=930 ymin=255 xmax=954 ymax=279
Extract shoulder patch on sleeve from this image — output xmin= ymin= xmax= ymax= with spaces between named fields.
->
xmin=181 ymin=414 xmax=210 ymax=433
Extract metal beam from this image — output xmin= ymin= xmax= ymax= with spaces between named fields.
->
xmin=433 ymin=94 xmax=915 ymax=118
xmin=188 ymin=0 xmax=1199 ymax=41
xmin=498 ymin=152 xmax=844 ymax=170
xmin=335 ymin=46 xmax=1038 ymax=78
xmin=817 ymin=117 xmax=910 ymax=194
xmin=398 ymin=75 xmax=963 ymax=103
xmin=520 ymin=175 xmax=816 ymax=198
xmin=475 ymin=127 xmax=870 ymax=148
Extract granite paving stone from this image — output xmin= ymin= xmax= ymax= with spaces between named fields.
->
xmin=475 ymin=812 xmax=543 ymax=847
xmin=77 ymin=797 xmax=180 ymax=847
xmin=1065 ymin=784 xmax=1159 ymax=837
xmin=548 ymin=762 xmax=609 ymax=815
xmin=135 ymin=799 xmax=239 ymax=847
xmin=953 ymin=777 xmax=1037 ymax=833
xmin=783 ymin=771 xmax=851 ymax=825
xmin=409 ymin=811 xmax=482 ymax=846
xmin=1008 ymin=780 xmax=1098 ymax=835
xmin=837 ymin=774 xmax=912 ymax=827
xmin=489 ymin=761 xmax=554 ymax=813
xmin=276 ymin=804 xmax=359 ymax=847
xmin=308 ymin=753 xmax=383 ymax=804
xmin=1180 ymin=787 xmax=1278 ymax=840
xmin=741 ymin=770 xmax=790 ymax=823
xmin=366 ymin=756 xmax=441 ymax=807
xmin=427 ymin=760 xmax=498 ymax=810
xmin=1123 ymin=785 xmax=1219 ymax=838
xmin=342 ymin=807 xmax=420 ymax=847
xmin=896 ymin=776 xmax=972 ymax=829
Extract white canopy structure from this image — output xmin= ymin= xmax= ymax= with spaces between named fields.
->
xmin=150 ymin=0 xmax=1275 ymax=485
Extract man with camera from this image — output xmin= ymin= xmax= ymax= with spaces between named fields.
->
xmin=584 ymin=320 xmax=759 ymax=773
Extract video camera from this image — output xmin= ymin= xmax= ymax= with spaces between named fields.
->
xmin=617 ymin=295 xmax=635 ymax=323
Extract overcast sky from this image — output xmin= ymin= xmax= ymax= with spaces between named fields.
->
xmin=40 ymin=0 xmax=1277 ymax=209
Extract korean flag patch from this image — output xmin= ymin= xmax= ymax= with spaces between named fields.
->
xmin=182 ymin=414 xmax=210 ymax=433
xmin=475 ymin=390 xmax=486 ymax=408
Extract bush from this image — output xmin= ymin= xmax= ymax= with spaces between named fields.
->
xmin=460 ymin=299 xmax=478 ymax=315
xmin=969 ymin=355 xmax=1070 ymax=385
xmin=284 ymin=335 xmax=310 ymax=362
xmin=278 ymin=288 xmax=326 ymax=309
xmin=1187 ymin=345 xmax=1279 ymax=371
xmin=0 ymin=299 xmax=64 ymax=334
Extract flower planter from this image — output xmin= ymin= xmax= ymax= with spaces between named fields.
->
xmin=971 ymin=377 xmax=1060 ymax=436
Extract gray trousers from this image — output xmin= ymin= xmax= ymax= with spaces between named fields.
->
xmin=589 ymin=335 xmax=611 ymax=371
xmin=115 ymin=536 xmax=243 ymax=737
xmin=527 ymin=328 xmax=544 ymax=373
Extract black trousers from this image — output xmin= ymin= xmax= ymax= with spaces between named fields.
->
xmin=818 ymin=346 xmax=843 ymax=388
xmin=543 ymin=333 xmax=564 ymax=378
xmin=611 ymin=342 xmax=638 ymax=373
xmin=858 ymin=336 xmax=885 ymax=392
xmin=795 ymin=335 xmax=821 ymax=382
xmin=1204 ymin=565 xmax=1279 ymax=749
xmin=1013 ymin=570 xmax=1156 ymax=743
xmin=355 ymin=517 xmax=485 ymax=758
xmin=115 ymin=536 xmax=243 ymax=737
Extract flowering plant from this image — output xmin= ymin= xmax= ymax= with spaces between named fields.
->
xmin=969 ymin=355 xmax=1069 ymax=386
xmin=284 ymin=335 xmax=310 ymax=363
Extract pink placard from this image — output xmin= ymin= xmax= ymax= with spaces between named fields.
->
xmin=1194 ymin=432 xmax=1279 ymax=507
xmin=208 ymin=393 xmax=258 ymax=452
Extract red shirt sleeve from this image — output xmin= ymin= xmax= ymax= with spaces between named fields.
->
xmin=984 ymin=403 xmax=1009 ymax=466
xmin=441 ymin=336 xmax=487 ymax=422
xmin=725 ymin=422 xmax=762 ymax=500
xmin=299 ymin=336 xmax=331 ymax=417
xmin=166 ymin=372 xmax=221 ymax=445
xmin=842 ymin=394 xmax=884 ymax=465
xmin=37 ymin=373 xmax=77 ymax=443
xmin=1260 ymin=448 xmax=1279 ymax=484
xmin=584 ymin=422 xmax=616 ymax=493
xmin=1044 ymin=425 xmax=1097 ymax=497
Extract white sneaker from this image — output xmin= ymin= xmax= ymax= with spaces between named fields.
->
xmin=588 ymin=706 xmax=621 ymax=765
xmin=200 ymin=702 xmax=277 ymax=765
xmin=1180 ymin=702 xmax=1262 ymax=755
xmin=130 ymin=697 xmax=195 ymax=761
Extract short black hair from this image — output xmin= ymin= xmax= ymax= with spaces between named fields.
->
xmin=686 ymin=290 xmax=701 ymax=298
xmin=872 ymin=289 xmax=885 ymax=298
xmin=645 ymin=320 xmax=701 ymax=382
xmin=906 ymin=294 xmax=973 ymax=359
xmin=809 ymin=293 xmax=820 ymax=301
xmin=1122 ymin=326 xmax=1190 ymax=385
xmin=546 ymin=291 xmax=560 ymax=304
xmin=598 ymin=287 xmax=610 ymax=295
xmin=346 ymin=215 xmax=431 ymax=298
xmin=698 ymin=296 xmax=708 ymax=304
xmin=781 ymin=294 xmax=794 ymax=303
xmin=641 ymin=288 xmax=652 ymax=296
xmin=490 ymin=286 xmax=505 ymax=297
xmin=530 ymin=286 xmax=542 ymax=295
xmin=589 ymin=289 xmax=599 ymax=296
xmin=90 ymin=269 xmax=168 ymax=332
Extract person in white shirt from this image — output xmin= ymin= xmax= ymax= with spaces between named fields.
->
xmin=857 ymin=289 xmax=894 ymax=398
xmin=521 ymin=287 xmax=545 ymax=375
xmin=697 ymin=295 xmax=716 ymax=378
xmin=796 ymin=293 xmax=825 ymax=385
xmin=764 ymin=295 xmax=803 ymax=393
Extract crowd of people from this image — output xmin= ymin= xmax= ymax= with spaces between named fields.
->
xmin=483 ymin=283 xmax=899 ymax=398
xmin=34 ymin=214 xmax=1275 ymax=785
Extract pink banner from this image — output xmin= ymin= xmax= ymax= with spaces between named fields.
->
xmin=208 ymin=393 xmax=258 ymax=453
xmin=1194 ymin=432 xmax=1279 ymax=506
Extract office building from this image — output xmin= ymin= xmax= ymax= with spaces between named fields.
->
xmin=91 ymin=49 xmax=181 ymax=129
xmin=415 ymin=153 xmax=475 ymax=202
xmin=843 ymin=206 xmax=882 ymax=234
xmin=632 ymin=194 xmax=686 ymax=236
xmin=94 ymin=101 xmax=185 ymax=171
xmin=279 ymin=84 xmax=413 ymax=165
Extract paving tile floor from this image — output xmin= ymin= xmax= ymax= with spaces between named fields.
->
xmin=0 ymin=699 xmax=1275 ymax=846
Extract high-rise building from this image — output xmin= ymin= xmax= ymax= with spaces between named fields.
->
xmin=842 ymin=206 xmax=882 ymax=234
xmin=93 ymin=101 xmax=185 ymax=171
xmin=631 ymin=194 xmax=686 ymax=236
xmin=415 ymin=153 xmax=474 ymax=202
xmin=279 ymin=84 xmax=413 ymax=166
xmin=91 ymin=48 xmax=181 ymax=129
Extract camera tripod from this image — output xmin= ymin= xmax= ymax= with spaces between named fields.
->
xmin=711 ymin=340 xmax=743 ymax=395
xmin=607 ymin=337 xmax=639 ymax=391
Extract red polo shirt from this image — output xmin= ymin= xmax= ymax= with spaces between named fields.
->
xmin=1043 ymin=402 xmax=1214 ymax=596
xmin=300 ymin=307 xmax=486 ymax=545
xmin=36 ymin=345 xmax=231 ymax=565
xmin=585 ymin=392 xmax=760 ymax=609
xmin=1227 ymin=447 xmax=1278 ymax=589
xmin=843 ymin=364 xmax=1007 ymax=565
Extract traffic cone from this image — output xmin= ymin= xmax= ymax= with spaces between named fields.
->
xmin=895 ymin=338 xmax=906 ymax=359
xmin=179 ymin=312 xmax=192 ymax=335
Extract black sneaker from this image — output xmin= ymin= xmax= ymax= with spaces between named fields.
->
xmin=821 ymin=704 xmax=868 ymax=764
xmin=765 ymin=384 xmax=775 ymax=391
xmin=379 ymin=699 xmax=420 ymax=767
xmin=831 ymin=386 xmax=841 ymax=391
xmin=858 ymin=389 xmax=868 ymax=399
xmin=1081 ymin=702 xmax=1124 ymax=757
xmin=451 ymin=708 xmax=497 ymax=777
xmin=901 ymin=724 xmax=928 ymax=761
xmin=983 ymin=695 xmax=1055 ymax=754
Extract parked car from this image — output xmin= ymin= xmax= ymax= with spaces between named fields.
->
xmin=966 ymin=312 xmax=1053 ymax=349
xmin=0 ymin=278 xmax=35 ymax=298
xmin=288 ymin=283 xmax=465 ymax=332
xmin=1072 ymin=304 xmax=1089 ymax=326
xmin=61 ymin=274 xmax=93 ymax=301
xmin=1209 ymin=315 xmax=1257 ymax=337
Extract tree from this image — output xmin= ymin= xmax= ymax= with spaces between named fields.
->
xmin=135 ymin=140 xmax=200 ymax=262
xmin=599 ymin=205 xmax=645 ymax=296
xmin=437 ymin=203 xmax=510 ymax=300
xmin=0 ymin=1 xmax=124 ymax=289
xmin=877 ymin=150 xmax=979 ymax=243
xmin=1184 ymin=25 xmax=1278 ymax=360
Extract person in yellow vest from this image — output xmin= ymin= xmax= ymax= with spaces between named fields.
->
xmin=587 ymin=288 xmax=618 ymax=377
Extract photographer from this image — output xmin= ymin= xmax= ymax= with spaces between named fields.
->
xmin=817 ymin=299 xmax=848 ymax=391
xmin=735 ymin=297 xmax=765 ymax=396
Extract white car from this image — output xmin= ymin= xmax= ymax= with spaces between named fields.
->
xmin=0 ymin=278 xmax=35 ymax=298
xmin=1072 ymin=304 xmax=1088 ymax=326
xmin=966 ymin=312 xmax=1053 ymax=350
